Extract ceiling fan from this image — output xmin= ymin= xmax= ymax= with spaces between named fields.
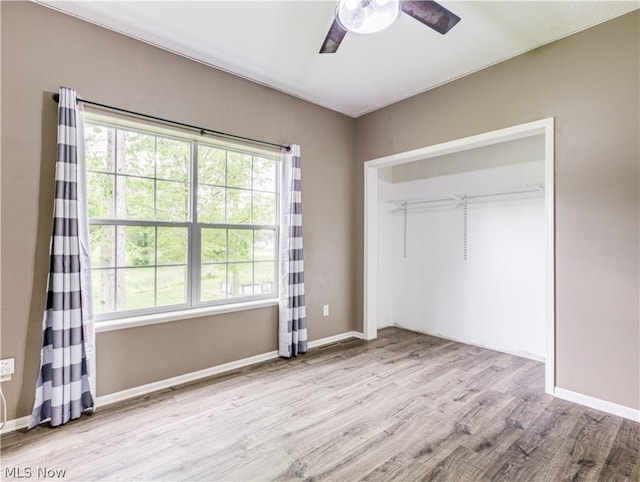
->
xmin=320 ymin=0 xmax=461 ymax=53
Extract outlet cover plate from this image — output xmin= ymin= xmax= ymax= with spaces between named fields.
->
xmin=0 ymin=358 xmax=15 ymax=381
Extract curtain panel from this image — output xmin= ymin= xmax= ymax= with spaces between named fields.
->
xmin=30 ymin=87 xmax=96 ymax=428
xmin=278 ymin=145 xmax=308 ymax=358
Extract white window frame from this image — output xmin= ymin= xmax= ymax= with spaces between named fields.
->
xmin=85 ymin=112 xmax=280 ymax=328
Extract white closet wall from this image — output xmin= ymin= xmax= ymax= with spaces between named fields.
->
xmin=378 ymin=159 xmax=546 ymax=360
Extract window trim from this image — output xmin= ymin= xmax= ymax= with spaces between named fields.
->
xmin=85 ymin=112 xmax=280 ymax=323
xmin=94 ymin=298 xmax=279 ymax=333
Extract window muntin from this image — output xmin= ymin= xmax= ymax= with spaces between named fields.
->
xmin=197 ymin=145 xmax=277 ymax=225
xmin=200 ymin=227 xmax=276 ymax=301
xmin=85 ymin=118 xmax=278 ymax=319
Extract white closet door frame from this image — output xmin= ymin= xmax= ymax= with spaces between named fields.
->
xmin=363 ymin=117 xmax=555 ymax=394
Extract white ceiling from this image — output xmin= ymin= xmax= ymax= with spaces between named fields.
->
xmin=37 ymin=1 xmax=639 ymax=117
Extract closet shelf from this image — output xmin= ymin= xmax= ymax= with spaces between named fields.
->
xmin=386 ymin=183 xmax=544 ymax=208
xmin=387 ymin=184 xmax=545 ymax=260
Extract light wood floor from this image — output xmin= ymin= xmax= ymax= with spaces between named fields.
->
xmin=2 ymin=328 xmax=638 ymax=481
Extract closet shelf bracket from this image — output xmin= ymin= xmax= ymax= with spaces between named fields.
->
xmin=403 ymin=202 xmax=408 ymax=258
xmin=463 ymin=196 xmax=468 ymax=261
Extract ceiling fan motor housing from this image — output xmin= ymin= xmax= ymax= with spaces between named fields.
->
xmin=336 ymin=0 xmax=402 ymax=35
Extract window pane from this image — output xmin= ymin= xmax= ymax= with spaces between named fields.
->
xmin=156 ymin=180 xmax=189 ymax=222
xmin=228 ymin=229 xmax=252 ymax=262
xmin=201 ymin=228 xmax=226 ymax=263
xmin=227 ymin=151 xmax=252 ymax=189
xmin=252 ymin=192 xmax=276 ymax=225
xmin=254 ymin=229 xmax=275 ymax=261
xmin=157 ymin=227 xmax=187 ymax=265
xmin=227 ymin=188 xmax=251 ymax=224
xmin=85 ymin=125 xmax=115 ymax=172
xmin=121 ymin=225 xmax=155 ymax=267
xmin=201 ymin=264 xmax=227 ymax=301
xmin=198 ymin=185 xmax=225 ymax=223
xmin=253 ymin=157 xmax=276 ymax=192
xmin=157 ymin=266 xmax=186 ymax=306
xmin=87 ymin=173 xmax=114 ymax=218
xmin=119 ymin=130 xmax=155 ymax=177
xmin=228 ymin=263 xmax=253 ymax=297
xmin=90 ymin=225 xmax=115 ymax=267
xmin=157 ymin=138 xmax=189 ymax=182
xmin=117 ymin=267 xmax=155 ymax=310
xmin=254 ymin=261 xmax=275 ymax=294
xmin=117 ymin=176 xmax=154 ymax=220
xmin=198 ymin=145 xmax=226 ymax=186
xmin=92 ymin=268 xmax=114 ymax=314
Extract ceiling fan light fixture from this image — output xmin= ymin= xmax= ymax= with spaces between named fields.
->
xmin=336 ymin=0 xmax=401 ymax=35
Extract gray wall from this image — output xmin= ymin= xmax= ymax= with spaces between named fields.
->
xmin=1 ymin=1 xmax=356 ymax=420
xmin=355 ymin=11 xmax=639 ymax=410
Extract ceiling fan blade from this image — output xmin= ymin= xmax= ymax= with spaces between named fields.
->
xmin=401 ymin=0 xmax=461 ymax=34
xmin=319 ymin=18 xmax=348 ymax=54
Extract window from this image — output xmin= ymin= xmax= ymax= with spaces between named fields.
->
xmin=85 ymin=117 xmax=279 ymax=319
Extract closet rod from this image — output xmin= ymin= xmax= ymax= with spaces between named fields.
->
xmin=386 ymin=184 xmax=544 ymax=207
xmin=51 ymin=93 xmax=290 ymax=152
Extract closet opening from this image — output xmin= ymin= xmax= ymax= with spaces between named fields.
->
xmin=363 ymin=118 xmax=555 ymax=394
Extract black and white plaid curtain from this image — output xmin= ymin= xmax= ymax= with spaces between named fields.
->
xmin=30 ymin=87 xmax=96 ymax=428
xmin=278 ymin=145 xmax=308 ymax=357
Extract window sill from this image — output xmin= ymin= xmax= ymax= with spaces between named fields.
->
xmin=94 ymin=298 xmax=280 ymax=333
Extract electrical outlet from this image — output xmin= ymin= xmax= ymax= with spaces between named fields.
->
xmin=0 ymin=358 xmax=15 ymax=382
xmin=323 ymin=305 xmax=329 ymax=317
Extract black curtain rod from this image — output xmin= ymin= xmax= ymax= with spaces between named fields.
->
xmin=52 ymin=93 xmax=290 ymax=152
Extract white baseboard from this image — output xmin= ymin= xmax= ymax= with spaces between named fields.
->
xmin=1 ymin=331 xmax=364 ymax=434
xmin=308 ymin=330 xmax=364 ymax=348
xmin=554 ymin=387 xmax=640 ymax=422
xmin=1 ymin=415 xmax=31 ymax=434
xmin=95 ymin=350 xmax=280 ymax=408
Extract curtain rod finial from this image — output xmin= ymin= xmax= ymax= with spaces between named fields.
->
xmin=52 ymin=93 xmax=60 ymax=103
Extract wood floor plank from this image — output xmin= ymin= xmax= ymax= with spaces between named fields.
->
xmin=423 ymin=444 xmax=477 ymax=482
xmin=359 ymin=451 xmax=423 ymax=482
xmin=598 ymin=418 xmax=640 ymax=481
xmin=482 ymin=398 xmax=588 ymax=481
xmin=546 ymin=410 xmax=622 ymax=481
xmin=2 ymin=327 xmax=637 ymax=481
